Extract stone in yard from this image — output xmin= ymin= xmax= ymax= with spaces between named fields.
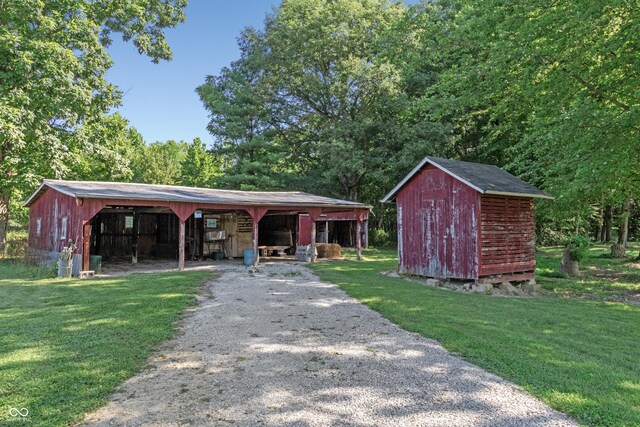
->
xmin=425 ymin=278 xmax=439 ymax=287
xmin=471 ymin=283 xmax=488 ymax=294
xmin=498 ymin=281 xmax=519 ymax=296
xmin=521 ymin=280 xmax=540 ymax=294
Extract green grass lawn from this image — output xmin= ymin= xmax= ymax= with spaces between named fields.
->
xmin=310 ymin=248 xmax=640 ymax=427
xmin=0 ymin=262 xmax=211 ymax=427
xmin=537 ymin=243 xmax=640 ymax=302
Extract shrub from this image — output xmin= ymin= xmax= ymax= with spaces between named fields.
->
xmin=370 ymin=228 xmax=395 ymax=247
xmin=2 ymin=228 xmax=28 ymax=259
xmin=565 ymin=235 xmax=590 ymax=262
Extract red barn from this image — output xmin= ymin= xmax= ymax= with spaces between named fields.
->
xmin=381 ymin=157 xmax=552 ymax=283
xmin=24 ymin=180 xmax=370 ymax=274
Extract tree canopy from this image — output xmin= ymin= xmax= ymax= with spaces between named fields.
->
xmin=197 ymin=0 xmax=639 ymax=243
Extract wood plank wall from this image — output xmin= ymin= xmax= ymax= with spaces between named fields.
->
xmin=479 ymin=195 xmax=535 ymax=276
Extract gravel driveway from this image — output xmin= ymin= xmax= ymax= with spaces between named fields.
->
xmin=80 ymin=262 xmax=576 ymax=427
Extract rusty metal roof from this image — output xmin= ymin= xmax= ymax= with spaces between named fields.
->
xmin=24 ymin=180 xmax=371 ymax=209
xmin=381 ymin=156 xmax=553 ymax=202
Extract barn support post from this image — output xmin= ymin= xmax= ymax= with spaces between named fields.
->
xmin=310 ymin=220 xmax=317 ymax=262
xmin=131 ymin=211 xmax=139 ymax=264
xmin=82 ymin=221 xmax=91 ymax=272
xmin=363 ymin=219 xmax=369 ymax=248
xmin=247 ymin=207 xmax=268 ymax=267
xmin=356 ymin=220 xmax=362 ymax=260
xmin=168 ymin=203 xmax=198 ymax=271
xmin=252 ymin=217 xmax=259 ymax=266
xmin=325 ymin=221 xmax=329 ymax=243
xmin=306 ymin=208 xmax=322 ymax=263
xmin=178 ymin=220 xmax=186 ymax=271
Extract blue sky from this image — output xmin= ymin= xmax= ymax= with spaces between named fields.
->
xmin=106 ymin=1 xmax=280 ymax=146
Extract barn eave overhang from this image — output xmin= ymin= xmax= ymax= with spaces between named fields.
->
xmin=23 ymin=182 xmax=78 ymax=207
xmin=483 ymin=190 xmax=554 ymax=200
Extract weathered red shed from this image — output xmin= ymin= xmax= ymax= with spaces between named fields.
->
xmin=24 ymin=180 xmax=370 ymax=274
xmin=381 ymin=157 xmax=552 ymax=283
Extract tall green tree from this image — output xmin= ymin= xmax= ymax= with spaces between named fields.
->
xmin=131 ymin=140 xmax=188 ymax=185
xmin=197 ymin=29 xmax=285 ymax=191
xmin=261 ymin=0 xmax=408 ymax=201
xmin=0 ymin=0 xmax=187 ymax=250
xmin=180 ymin=137 xmax=221 ymax=188
xmin=69 ymin=113 xmax=142 ymax=182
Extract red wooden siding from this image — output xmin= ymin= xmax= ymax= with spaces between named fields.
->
xmin=299 ymin=215 xmax=314 ymax=246
xmin=396 ymin=165 xmax=479 ymax=279
xmin=28 ymin=188 xmax=84 ymax=253
xmin=479 ymin=195 xmax=535 ymax=277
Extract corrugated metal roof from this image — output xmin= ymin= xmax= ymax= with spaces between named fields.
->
xmin=24 ymin=180 xmax=371 ymax=209
xmin=381 ymin=156 xmax=553 ymax=202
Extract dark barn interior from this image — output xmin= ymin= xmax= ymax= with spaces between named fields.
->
xmin=90 ymin=207 xmax=302 ymax=262
xmin=258 ymin=214 xmax=298 ymax=255
xmin=90 ymin=208 xmax=184 ymax=261
xmin=324 ymin=221 xmax=355 ymax=247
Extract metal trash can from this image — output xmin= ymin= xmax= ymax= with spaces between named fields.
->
xmin=89 ymin=255 xmax=102 ymax=274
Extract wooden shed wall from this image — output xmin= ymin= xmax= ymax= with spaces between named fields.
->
xmin=396 ymin=165 xmax=479 ymax=280
xmin=479 ymin=195 xmax=535 ymax=277
xmin=28 ymin=187 xmax=84 ymax=253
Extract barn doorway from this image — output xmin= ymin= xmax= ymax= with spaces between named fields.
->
xmin=258 ymin=213 xmax=298 ymax=257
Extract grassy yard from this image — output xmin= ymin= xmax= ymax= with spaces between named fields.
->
xmin=537 ymin=242 xmax=640 ymax=302
xmin=0 ymin=262 xmax=211 ymax=427
xmin=310 ymin=247 xmax=640 ymax=427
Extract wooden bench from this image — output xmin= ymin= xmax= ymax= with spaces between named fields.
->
xmin=258 ymin=246 xmax=292 ymax=257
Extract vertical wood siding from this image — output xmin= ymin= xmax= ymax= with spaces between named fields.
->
xmin=396 ymin=165 xmax=479 ymax=279
xmin=28 ymin=188 xmax=83 ymax=253
xmin=479 ymin=195 xmax=535 ymax=276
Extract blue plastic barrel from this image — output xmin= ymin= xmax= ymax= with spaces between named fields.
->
xmin=243 ymin=249 xmax=254 ymax=266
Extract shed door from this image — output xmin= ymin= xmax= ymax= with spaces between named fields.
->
xmin=420 ymin=198 xmax=449 ymax=278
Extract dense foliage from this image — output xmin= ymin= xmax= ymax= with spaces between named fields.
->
xmin=0 ymin=0 xmax=188 ymax=250
xmin=197 ymin=0 xmax=639 ymax=245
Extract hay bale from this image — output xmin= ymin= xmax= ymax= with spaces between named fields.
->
xmin=316 ymin=243 xmax=341 ymax=259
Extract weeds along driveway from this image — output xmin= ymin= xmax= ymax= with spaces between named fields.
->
xmin=80 ymin=262 xmax=576 ymax=427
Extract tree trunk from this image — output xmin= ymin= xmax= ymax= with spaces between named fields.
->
xmin=602 ymin=205 xmax=612 ymax=242
xmin=0 ymin=192 xmax=9 ymax=254
xmin=593 ymin=208 xmax=602 ymax=242
xmin=611 ymin=243 xmax=626 ymax=258
xmin=559 ymin=248 xmax=580 ymax=276
xmin=617 ymin=199 xmax=631 ymax=247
